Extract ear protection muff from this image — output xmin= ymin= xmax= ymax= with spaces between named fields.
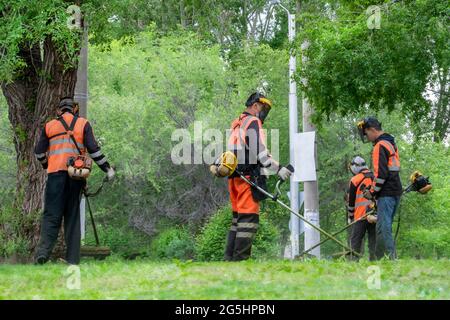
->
xmin=72 ymin=102 xmax=80 ymax=115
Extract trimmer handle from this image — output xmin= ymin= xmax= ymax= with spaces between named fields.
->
xmin=274 ymin=164 xmax=294 ymax=200
xmin=273 ymin=180 xmax=283 ymax=201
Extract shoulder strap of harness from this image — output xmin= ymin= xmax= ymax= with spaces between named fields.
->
xmin=363 ymin=171 xmax=374 ymax=179
xmin=378 ymin=140 xmax=396 ymax=155
xmin=57 ymin=115 xmax=82 ymax=155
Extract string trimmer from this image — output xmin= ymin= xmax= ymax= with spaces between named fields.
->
xmin=234 ymin=166 xmax=362 ymax=258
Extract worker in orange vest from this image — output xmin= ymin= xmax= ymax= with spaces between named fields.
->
xmin=358 ymin=117 xmax=402 ymax=260
xmin=34 ymin=97 xmax=115 ymax=265
xmin=347 ymin=156 xmax=376 ymax=260
xmin=225 ymin=92 xmax=293 ymax=261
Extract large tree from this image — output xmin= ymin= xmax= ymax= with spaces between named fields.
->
xmin=0 ymin=0 xmax=85 ymax=255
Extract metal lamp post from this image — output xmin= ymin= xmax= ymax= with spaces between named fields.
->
xmin=271 ymin=1 xmax=301 ymax=258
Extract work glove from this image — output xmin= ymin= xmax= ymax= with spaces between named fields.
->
xmin=367 ymin=214 xmax=377 ymax=224
xmin=277 ymin=166 xmax=293 ymax=181
xmin=106 ymin=167 xmax=115 ymax=181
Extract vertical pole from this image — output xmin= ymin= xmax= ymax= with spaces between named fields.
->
xmin=301 ymin=40 xmax=320 ymax=258
xmin=74 ymin=22 xmax=88 ymax=241
xmin=288 ymin=12 xmax=300 ymax=258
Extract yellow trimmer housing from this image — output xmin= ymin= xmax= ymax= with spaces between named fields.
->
xmin=209 ymin=151 xmax=238 ymax=177
xmin=410 ymin=171 xmax=432 ymax=194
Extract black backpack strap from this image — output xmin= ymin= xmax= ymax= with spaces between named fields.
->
xmin=58 ymin=116 xmax=82 ymax=155
xmin=363 ymin=171 xmax=374 ymax=179
xmin=47 ymin=132 xmax=67 ymax=140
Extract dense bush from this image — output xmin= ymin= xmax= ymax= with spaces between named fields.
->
xmin=395 ymin=142 xmax=450 ymax=258
xmin=400 ymin=228 xmax=450 ymax=259
xmin=195 ymin=206 xmax=281 ymax=261
xmin=0 ymin=205 xmax=36 ymax=261
xmin=150 ymin=227 xmax=195 ymax=260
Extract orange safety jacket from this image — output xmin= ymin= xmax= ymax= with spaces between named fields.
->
xmin=228 ymin=113 xmax=265 ymax=150
xmin=45 ymin=113 xmax=88 ymax=173
xmin=348 ymin=169 xmax=374 ymax=220
xmin=228 ymin=113 xmax=274 ymax=176
xmin=371 ymin=139 xmax=401 ymax=194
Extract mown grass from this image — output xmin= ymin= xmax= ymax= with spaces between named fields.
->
xmin=0 ymin=258 xmax=448 ymax=299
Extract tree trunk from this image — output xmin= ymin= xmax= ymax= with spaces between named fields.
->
xmin=1 ymin=37 xmax=78 ymax=258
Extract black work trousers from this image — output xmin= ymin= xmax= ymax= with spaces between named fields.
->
xmin=224 ymin=212 xmax=259 ymax=261
xmin=35 ymin=172 xmax=84 ymax=264
xmin=350 ymin=219 xmax=376 ymax=261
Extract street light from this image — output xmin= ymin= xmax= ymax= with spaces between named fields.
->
xmin=270 ymin=0 xmax=301 ymax=258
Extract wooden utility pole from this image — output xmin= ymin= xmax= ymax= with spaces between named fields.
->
xmin=74 ymin=21 xmax=88 ymax=241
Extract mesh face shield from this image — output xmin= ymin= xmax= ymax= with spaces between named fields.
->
xmin=357 ymin=117 xmax=382 ymax=143
xmin=357 ymin=120 xmax=368 ymax=143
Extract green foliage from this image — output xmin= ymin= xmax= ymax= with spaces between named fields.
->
xmin=395 ymin=141 xmax=450 ymax=258
xmin=298 ymin=0 xmax=449 ymax=130
xmin=401 ymin=228 xmax=450 ymax=259
xmin=84 ymin=0 xmax=277 ymax=50
xmin=0 ymin=206 xmax=29 ymax=258
xmin=86 ymin=28 xmax=231 ymax=232
xmin=86 ymin=28 xmax=290 ymax=243
xmin=150 ymin=227 xmax=195 ymax=260
xmin=0 ymin=0 xmax=82 ymax=82
xmin=195 ymin=206 xmax=281 ymax=261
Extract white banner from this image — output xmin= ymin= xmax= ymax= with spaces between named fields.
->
xmin=293 ymin=131 xmax=317 ymax=182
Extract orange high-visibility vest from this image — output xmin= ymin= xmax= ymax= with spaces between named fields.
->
xmin=351 ymin=170 xmax=374 ymax=220
xmin=228 ymin=114 xmax=265 ymax=151
xmin=45 ymin=113 xmax=87 ymax=173
xmin=372 ymin=140 xmax=401 ymax=177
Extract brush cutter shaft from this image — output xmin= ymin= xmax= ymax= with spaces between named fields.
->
xmin=237 ymin=172 xmax=361 ymax=257
xmin=300 ymin=211 xmax=372 ymax=257
xmin=84 ymin=195 xmax=100 ymax=246
xmin=275 ymin=197 xmax=361 ymax=257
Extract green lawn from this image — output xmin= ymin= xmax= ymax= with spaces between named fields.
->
xmin=0 ymin=258 xmax=448 ymax=299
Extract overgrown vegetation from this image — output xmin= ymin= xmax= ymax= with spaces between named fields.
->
xmin=195 ymin=206 xmax=281 ymax=261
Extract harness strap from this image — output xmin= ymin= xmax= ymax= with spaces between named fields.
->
xmin=47 ymin=132 xmax=67 ymax=140
xmin=57 ymin=116 xmax=82 ymax=155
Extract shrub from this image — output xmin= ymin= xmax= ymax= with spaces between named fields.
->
xmin=398 ymin=227 xmax=450 ymax=259
xmin=150 ymin=227 xmax=195 ymax=260
xmin=195 ymin=206 xmax=281 ymax=261
xmin=0 ymin=205 xmax=31 ymax=260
